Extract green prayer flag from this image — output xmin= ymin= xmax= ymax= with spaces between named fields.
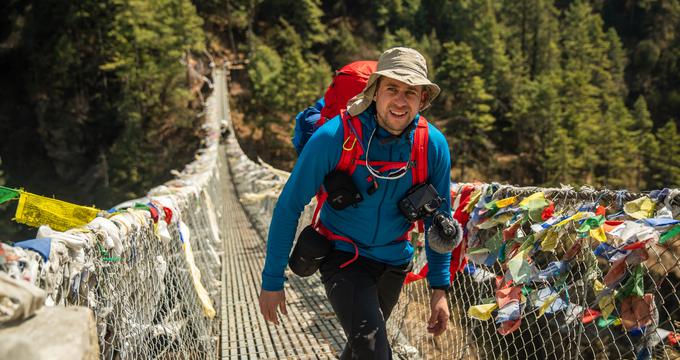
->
xmin=660 ymin=225 xmax=680 ymax=245
xmin=484 ymin=231 xmax=503 ymax=254
xmin=596 ymin=315 xmax=619 ymax=328
xmin=0 ymin=186 xmax=19 ymax=204
xmin=617 ymin=265 xmax=645 ymax=299
xmin=577 ymin=215 xmax=605 ymax=233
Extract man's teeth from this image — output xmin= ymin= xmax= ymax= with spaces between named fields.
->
xmin=390 ymin=110 xmax=406 ymax=116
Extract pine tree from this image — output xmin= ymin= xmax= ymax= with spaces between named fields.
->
xmin=595 ymin=96 xmax=637 ymax=188
xmin=544 ymin=126 xmax=577 ymax=185
xmin=560 ymin=0 xmax=625 ymax=185
xmin=435 ymin=42 xmax=495 ymax=181
xmin=101 ymin=0 xmax=206 ymax=195
xmin=509 ymin=72 xmax=563 ymax=185
xmin=254 ymin=0 xmax=326 ymax=47
xmin=651 ymin=120 xmax=680 ymax=188
xmin=374 ymin=0 xmax=421 ymax=32
xmin=381 ymin=28 xmax=419 ymax=50
xmin=248 ymin=41 xmax=284 ymax=114
xmin=631 ymin=96 xmax=658 ymax=190
xmin=455 ymin=0 xmax=512 ymax=99
xmin=500 ymin=0 xmax=560 ymax=80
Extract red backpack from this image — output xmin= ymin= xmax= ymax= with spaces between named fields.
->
xmin=317 ymin=61 xmax=378 ymax=127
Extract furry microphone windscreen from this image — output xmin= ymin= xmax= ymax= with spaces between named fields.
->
xmin=428 ymin=213 xmax=463 ymax=254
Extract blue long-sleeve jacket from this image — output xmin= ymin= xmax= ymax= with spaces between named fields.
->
xmin=262 ymin=105 xmax=452 ymax=291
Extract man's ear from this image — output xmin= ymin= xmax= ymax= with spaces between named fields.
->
xmin=420 ymin=90 xmax=429 ymax=109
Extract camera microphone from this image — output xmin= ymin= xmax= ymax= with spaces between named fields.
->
xmin=428 ymin=212 xmax=463 ymax=254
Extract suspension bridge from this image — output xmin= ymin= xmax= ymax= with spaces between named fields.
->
xmin=0 ymin=68 xmax=679 ymax=360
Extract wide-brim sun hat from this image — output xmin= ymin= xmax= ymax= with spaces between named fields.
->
xmin=347 ymin=47 xmax=441 ymax=116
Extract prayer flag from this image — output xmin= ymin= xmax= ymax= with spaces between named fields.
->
xmin=14 ymin=191 xmax=100 ymax=231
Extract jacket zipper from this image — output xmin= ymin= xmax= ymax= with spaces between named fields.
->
xmin=370 ymin=141 xmax=393 ymax=244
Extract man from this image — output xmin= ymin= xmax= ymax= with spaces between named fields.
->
xmin=259 ymin=47 xmax=452 ymax=359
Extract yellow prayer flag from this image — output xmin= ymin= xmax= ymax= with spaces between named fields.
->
xmin=541 ymin=229 xmax=559 ymax=252
xmin=555 ymin=212 xmax=588 ymax=227
xmin=519 ymin=192 xmax=545 ymax=207
xmin=593 ymin=280 xmax=616 ymax=318
xmin=465 ymin=190 xmax=482 ymax=213
xmin=593 ymin=280 xmax=605 ymax=294
xmin=623 ymin=196 xmax=655 ymax=220
xmin=590 ymin=227 xmax=607 ymax=243
xmin=468 ymin=303 xmax=498 ymax=321
xmin=14 ymin=191 xmax=100 ymax=232
xmin=538 ymin=294 xmax=559 ymax=317
xmin=496 ymin=196 xmax=517 ymax=208
xmin=599 ymin=294 xmax=616 ymax=318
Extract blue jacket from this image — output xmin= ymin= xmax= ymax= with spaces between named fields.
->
xmin=262 ymin=105 xmax=452 ymax=291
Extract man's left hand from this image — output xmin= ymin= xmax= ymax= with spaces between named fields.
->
xmin=427 ymin=289 xmax=449 ymax=336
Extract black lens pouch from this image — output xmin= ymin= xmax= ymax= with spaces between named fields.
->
xmin=288 ymin=225 xmax=332 ymax=277
xmin=323 ymin=170 xmax=363 ymax=210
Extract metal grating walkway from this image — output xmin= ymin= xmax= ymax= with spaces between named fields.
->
xmin=220 ymin=148 xmax=346 ymax=359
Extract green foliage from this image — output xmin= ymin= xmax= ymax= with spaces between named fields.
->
xmin=253 ymin=0 xmax=326 ymax=48
xmin=324 ymin=19 xmax=362 ymax=67
xmin=6 ymin=0 xmax=680 ymax=232
xmin=99 ymin=0 xmax=205 ymax=192
xmin=544 ymin=126 xmax=577 ymax=184
xmin=509 ymin=72 xmax=563 ymax=184
xmin=374 ymin=0 xmax=422 ymax=31
xmin=247 ymin=40 xmax=330 ymax=120
xmin=501 ymin=0 xmax=561 ymax=79
xmin=381 ymin=28 xmax=419 ymax=50
xmin=435 ymin=42 xmax=495 ymax=180
xmin=650 ymin=120 xmax=680 ymax=188
xmin=225 ymin=0 xmax=680 ymax=189
xmin=248 ymin=42 xmax=284 ymax=113
xmin=631 ymin=96 xmax=658 ymax=190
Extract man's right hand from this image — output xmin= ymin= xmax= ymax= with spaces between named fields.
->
xmin=259 ymin=289 xmax=287 ymax=325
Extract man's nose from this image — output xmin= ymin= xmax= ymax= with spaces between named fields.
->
xmin=394 ymin=91 xmax=408 ymax=106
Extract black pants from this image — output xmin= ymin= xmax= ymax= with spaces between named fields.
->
xmin=320 ymin=250 xmax=411 ymax=360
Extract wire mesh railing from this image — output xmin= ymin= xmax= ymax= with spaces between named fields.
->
xmin=0 ymin=69 xmax=227 ymax=359
xmin=387 ymin=184 xmax=680 ymax=360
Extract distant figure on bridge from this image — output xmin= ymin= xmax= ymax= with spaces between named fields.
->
xmin=260 ymin=47 xmax=453 ymax=359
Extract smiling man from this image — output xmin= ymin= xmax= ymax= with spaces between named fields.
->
xmin=259 ymin=47 xmax=453 ymax=359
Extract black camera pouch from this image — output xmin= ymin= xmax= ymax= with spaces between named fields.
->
xmin=289 ymin=225 xmax=332 ymax=277
xmin=323 ymin=170 xmax=363 ymax=210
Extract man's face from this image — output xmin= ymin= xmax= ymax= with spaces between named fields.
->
xmin=373 ymin=77 xmax=427 ymax=136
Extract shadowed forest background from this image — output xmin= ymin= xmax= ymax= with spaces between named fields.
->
xmin=1 ymin=0 xmax=679 ymax=240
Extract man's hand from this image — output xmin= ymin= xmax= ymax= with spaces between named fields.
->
xmin=427 ymin=289 xmax=449 ymax=336
xmin=259 ymin=289 xmax=287 ymax=325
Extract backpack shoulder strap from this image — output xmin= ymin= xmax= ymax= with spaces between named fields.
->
xmin=411 ymin=115 xmax=429 ymax=233
xmin=336 ymin=110 xmax=364 ymax=175
xmin=411 ymin=115 xmax=429 ymax=185
xmin=311 ymin=110 xmax=363 ymax=226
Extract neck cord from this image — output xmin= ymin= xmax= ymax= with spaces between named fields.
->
xmin=364 ymin=128 xmax=412 ymax=180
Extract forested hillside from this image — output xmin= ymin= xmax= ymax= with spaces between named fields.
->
xmin=1 ymin=0 xmax=679 ymax=239
xmin=202 ymin=0 xmax=680 ymax=191
xmin=0 ymin=0 xmax=208 ymax=238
